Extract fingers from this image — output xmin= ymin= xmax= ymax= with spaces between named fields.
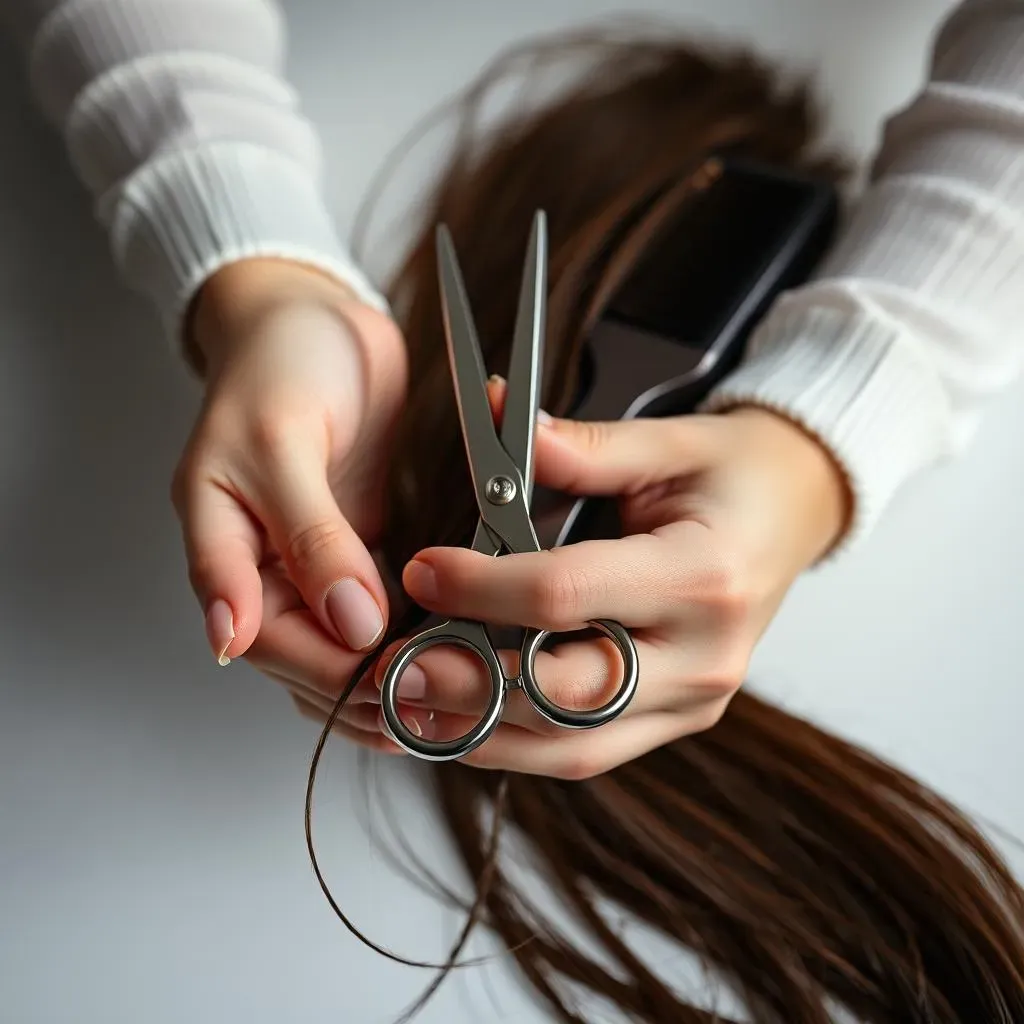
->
xmin=275 ymin=663 xmax=436 ymax=741
xmin=487 ymin=373 xmax=715 ymax=496
xmin=403 ymin=521 xmax=733 ymax=632
xmin=173 ymin=442 xmax=390 ymax=663
xmin=536 ymin=413 xmax=715 ymax=499
xmin=245 ymin=601 xmax=378 ymax=703
xmin=403 ymin=537 xmax=653 ymax=630
xmin=293 ymin=684 xmax=725 ymax=775
xmin=257 ymin=439 xmax=388 ymax=652
xmin=289 ymin=692 xmax=407 ymax=756
xmin=374 ymin=630 xmax=740 ymax=734
xmin=270 ymin=669 xmax=412 ymax=754
xmin=459 ymin=710 xmax=710 ymax=778
xmin=374 ymin=636 xmax=633 ymax=733
xmin=173 ymin=479 xmax=264 ymax=663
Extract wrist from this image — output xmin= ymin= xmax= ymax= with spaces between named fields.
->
xmin=186 ymin=257 xmax=372 ymax=377
xmin=725 ymin=404 xmax=854 ymax=562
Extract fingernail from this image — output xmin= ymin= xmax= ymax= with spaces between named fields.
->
xmin=325 ymin=578 xmax=385 ymax=651
xmin=398 ymin=662 xmax=428 ymax=702
xmin=380 ymin=706 xmax=435 ymax=740
xmin=374 ymin=654 xmax=426 ymax=700
xmin=487 ymin=374 xmax=505 ymax=386
xmin=404 ymin=560 xmax=438 ymax=603
xmin=205 ymin=599 xmax=235 ymax=667
xmin=537 ymin=408 xmax=553 ymax=425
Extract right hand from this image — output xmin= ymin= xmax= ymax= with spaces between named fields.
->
xmin=171 ymin=258 xmax=408 ymax=750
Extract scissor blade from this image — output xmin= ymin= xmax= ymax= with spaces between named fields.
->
xmin=436 ymin=225 xmax=519 ymax=517
xmin=468 ymin=519 xmax=503 ymax=557
xmin=501 ymin=211 xmax=547 ymax=506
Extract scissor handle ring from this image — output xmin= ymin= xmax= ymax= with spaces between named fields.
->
xmin=379 ymin=620 xmax=506 ymax=762
xmin=519 ymin=618 xmax=639 ymax=729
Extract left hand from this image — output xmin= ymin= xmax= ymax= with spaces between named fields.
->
xmin=368 ymin=399 xmax=850 ymax=778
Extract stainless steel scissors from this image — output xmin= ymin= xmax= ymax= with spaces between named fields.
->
xmin=380 ymin=211 xmax=639 ymax=761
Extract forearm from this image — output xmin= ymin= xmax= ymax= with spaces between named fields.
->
xmin=705 ymin=0 xmax=1024 ymax=549
xmin=2 ymin=0 xmax=387 ymax=346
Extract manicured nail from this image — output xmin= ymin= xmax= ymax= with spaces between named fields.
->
xmin=205 ymin=599 xmax=235 ymax=666
xmin=374 ymin=654 xmax=426 ymax=700
xmin=397 ymin=662 xmax=428 ymax=702
xmin=325 ymin=578 xmax=385 ymax=651
xmin=404 ymin=561 xmax=438 ymax=603
xmin=380 ymin=706 xmax=435 ymax=740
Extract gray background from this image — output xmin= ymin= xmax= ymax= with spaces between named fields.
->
xmin=1 ymin=0 xmax=1021 ymax=1021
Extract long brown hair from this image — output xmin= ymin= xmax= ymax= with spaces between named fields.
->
xmin=309 ymin=25 xmax=1024 ymax=1023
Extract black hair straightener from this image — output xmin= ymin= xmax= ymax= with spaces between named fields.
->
xmin=536 ymin=157 xmax=840 ymax=547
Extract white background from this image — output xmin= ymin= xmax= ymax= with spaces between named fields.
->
xmin=1 ymin=1 xmax=1021 ymax=1022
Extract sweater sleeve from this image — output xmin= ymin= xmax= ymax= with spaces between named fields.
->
xmin=1 ymin=0 xmax=389 ymax=343
xmin=703 ymin=0 xmax=1024 ymax=550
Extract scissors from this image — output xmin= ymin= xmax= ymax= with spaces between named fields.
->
xmin=380 ymin=210 xmax=639 ymax=761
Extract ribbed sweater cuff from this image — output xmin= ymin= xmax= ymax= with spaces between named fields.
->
xmin=702 ymin=300 xmax=952 ymax=555
xmin=103 ymin=142 xmax=389 ymax=343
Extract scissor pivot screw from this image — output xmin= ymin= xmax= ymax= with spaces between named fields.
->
xmin=485 ymin=475 xmax=517 ymax=505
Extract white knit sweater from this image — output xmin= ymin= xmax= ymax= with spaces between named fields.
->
xmin=3 ymin=0 xmax=1024 ymax=549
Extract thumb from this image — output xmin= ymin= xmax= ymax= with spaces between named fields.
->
xmin=260 ymin=449 xmax=388 ymax=653
xmin=533 ymin=413 xmax=716 ymax=495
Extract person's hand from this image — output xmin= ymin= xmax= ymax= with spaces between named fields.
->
xmin=171 ymin=258 xmax=408 ymax=753
xmin=368 ymin=391 xmax=851 ymax=777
